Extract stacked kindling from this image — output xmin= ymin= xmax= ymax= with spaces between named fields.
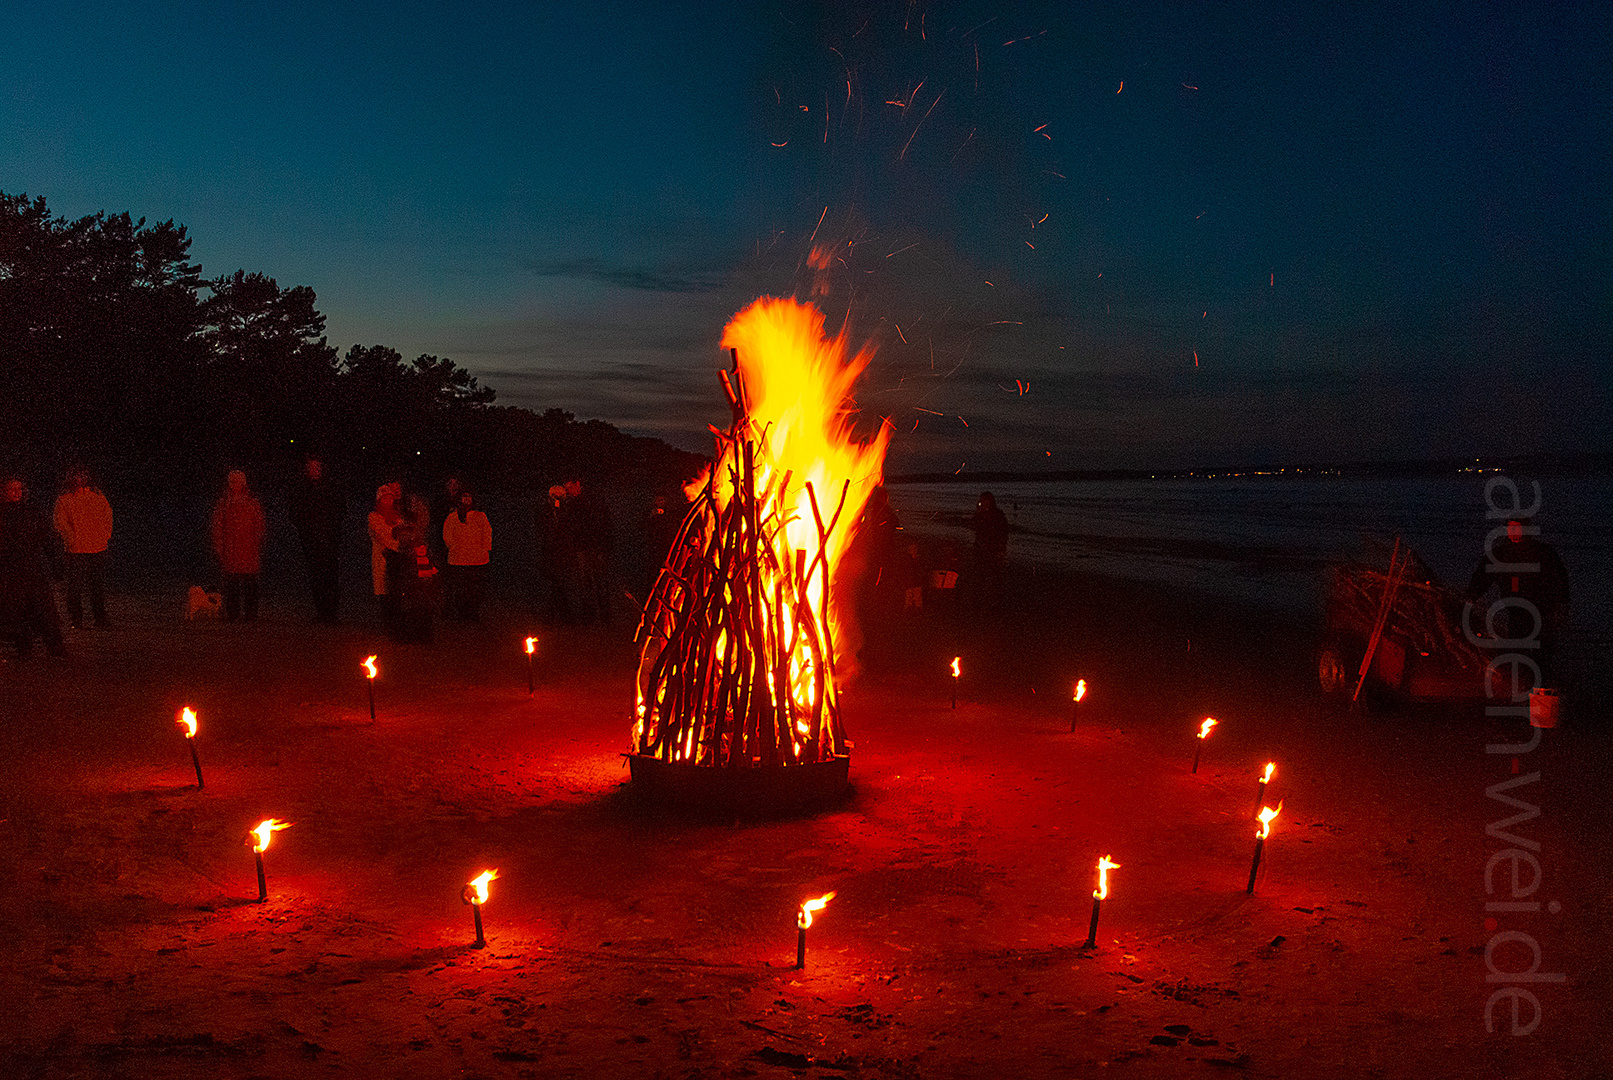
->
xmin=632 ymin=360 xmax=849 ymax=769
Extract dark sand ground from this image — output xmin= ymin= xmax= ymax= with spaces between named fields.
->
xmin=1 ymin=564 xmax=1607 ymax=1079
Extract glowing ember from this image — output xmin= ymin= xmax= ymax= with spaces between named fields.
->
xmin=1257 ymin=802 xmax=1282 ymax=840
xmin=1197 ymin=717 xmax=1217 ymax=740
xmin=799 ymin=890 xmax=837 ymax=928
xmin=633 ymin=298 xmax=889 ymax=767
xmin=1093 ymin=855 xmax=1119 ymax=900
xmin=362 ymin=655 xmax=378 ymax=680
xmin=524 ymin=636 xmax=537 ymax=655
xmin=467 ymin=869 xmax=499 ymax=905
xmin=1260 ymin=762 xmax=1276 ymax=785
xmin=249 ymin=818 xmax=292 ymax=853
xmin=1074 ymin=679 xmax=1087 ymax=703
xmin=177 ymin=707 xmax=198 ymax=738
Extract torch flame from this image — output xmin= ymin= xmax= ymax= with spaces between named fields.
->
xmin=362 ymin=655 xmax=378 ymax=680
xmin=177 ymin=706 xmax=197 ymax=738
xmin=798 ymin=890 xmax=837 ymax=929
xmin=1197 ymin=717 xmax=1217 ymax=740
xmin=951 ymin=656 xmax=961 ymax=678
xmin=467 ymin=869 xmax=499 ymax=905
xmin=1256 ymin=801 xmax=1282 ymax=840
xmin=1260 ymin=761 xmax=1276 ymax=785
xmin=524 ymin=636 xmax=537 ymax=655
xmin=1093 ymin=854 xmax=1119 ymax=900
xmin=1074 ymin=678 xmax=1087 ymax=703
xmin=249 ymin=818 xmax=292 ymax=853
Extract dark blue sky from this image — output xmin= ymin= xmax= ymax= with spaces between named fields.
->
xmin=4 ymin=2 xmax=1608 ymax=470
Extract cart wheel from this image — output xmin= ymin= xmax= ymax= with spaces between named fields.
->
xmin=1317 ymin=637 xmax=1361 ymax=698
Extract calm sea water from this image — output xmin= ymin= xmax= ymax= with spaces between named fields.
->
xmin=889 ymin=472 xmax=1613 ymax=651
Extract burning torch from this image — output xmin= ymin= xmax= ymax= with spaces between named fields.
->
xmin=1255 ymin=762 xmax=1276 ymax=813
xmin=177 ymin=706 xmax=204 ymax=789
xmin=524 ymin=637 xmax=538 ymax=695
xmin=362 ymin=654 xmax=378 ymax=720
xmin=1070 ymin=678 xmax=1087 ymax=732
xmin=1084 ymin=855 xmax=1119 ymax=949
xmin=950 ymin=656 xmax=960 ymax=710
xmin=1247 ymin=802 xmax=1282 ymax=895
xmin=1192 ymin=717 xmax=1217 ymax=774
xmin=248 ymin=818 xmax=292 ymax=902
xmin=463 ymin=869 xmax=499 ymax=948
xmin=796 ymin=891 xmax=836 ymax=969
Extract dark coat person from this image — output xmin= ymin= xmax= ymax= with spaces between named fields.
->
xmin=1466 ymin=516 xmax=1571 ymax=681
xmin=968 ymin=491 xmax=1010 ymax=613
xmin=0 ymin=476 xmax=68 ymax=657
xmin=288 ymin=456 xmax=345 ymax=625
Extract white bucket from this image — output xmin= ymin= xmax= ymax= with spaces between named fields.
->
xmin=1529 ymin=687 xmax=1560 ymax=729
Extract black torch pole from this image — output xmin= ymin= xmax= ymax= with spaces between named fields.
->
xmin=951 ymin=674 xmax=958 ymax=710
xmin=1084 ymin=896 xmax=1102 ymax=949
xmin=1192 ymin=739 xmax=1203 ymax=774
xmin=1070 ymin=692 xmax=1080 ymax=733
xmin=796 ymin=921 xmax=807 ymax=969
xmin=1254 ymin=780 xmax=1268 ymax=815
xmin=1246 ymin=836 xmax=1265 ymax=895
xmin=255 ymin=851 xmax=267 ymax=902
xmin=188 ymin=739 xmax=204 ymax=790
xmin=367 ymin=679 xmax=375 ymax=721
xmin=472 ymin=904 xmax=485 ymax=948
xmin=527 ymin=653 xmax=534 ymax=696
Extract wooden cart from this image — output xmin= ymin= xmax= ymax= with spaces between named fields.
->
xmin=1317 ymin=539 xmax=1488 ymax=704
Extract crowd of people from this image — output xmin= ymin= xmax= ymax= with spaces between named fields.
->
xmin=0 ymin=458 xmax=659 ymax=658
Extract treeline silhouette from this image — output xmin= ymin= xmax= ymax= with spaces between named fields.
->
xmin=0 ymin=192 xmax=703 ymax=491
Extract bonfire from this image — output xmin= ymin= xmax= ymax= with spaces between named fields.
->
xmin=631 ymin=297 xmax=889 ymax=775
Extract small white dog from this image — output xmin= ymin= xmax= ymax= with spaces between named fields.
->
xmin=186 ymin=585 xmax=224 ymax=620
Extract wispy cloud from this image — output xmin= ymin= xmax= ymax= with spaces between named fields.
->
xmin=526 ymin=256 xmax=733 ymax=294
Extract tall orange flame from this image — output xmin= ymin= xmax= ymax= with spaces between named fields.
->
xmin=799 ymin=890 xmax=837 ymax=928
xmin=705 ymin=297 xmax=890 ymax=645
xmin=177 ymin=707 xmax=197 ymax=738
xmin=1094 ymin=855 xmax=1119 ymax=900
xmin=1197 ymin=717 xmax=1217 ymax=740
xmin=524 ymin=636 xmax=537 ymax=655
xmin=362 ymin=655 xmax=378 ymax=680
xmin=1256 ymin=802 xmax=1282 ymax=840
xmin=1074 ymin=678 xmax=1087 ymax=703
xmin=250 ymin=818 xmax=292 ymax=853
xmin=467 ymin=869 xmax=499 ymax=905
xmin=1260 ymin=762 xmax=1276 ymax=785
xmin=951 ymin=656 xmax=961 ymax=679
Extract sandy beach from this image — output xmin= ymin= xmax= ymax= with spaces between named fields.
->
xmin=0 ymin=561 xmax=1606 ymax=1079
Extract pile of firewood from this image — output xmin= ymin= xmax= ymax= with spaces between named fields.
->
xmin=632 ymin=357 xmax=850 ymax=768
xmin=1328 ymin=553 xmax=1485 ymax=669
